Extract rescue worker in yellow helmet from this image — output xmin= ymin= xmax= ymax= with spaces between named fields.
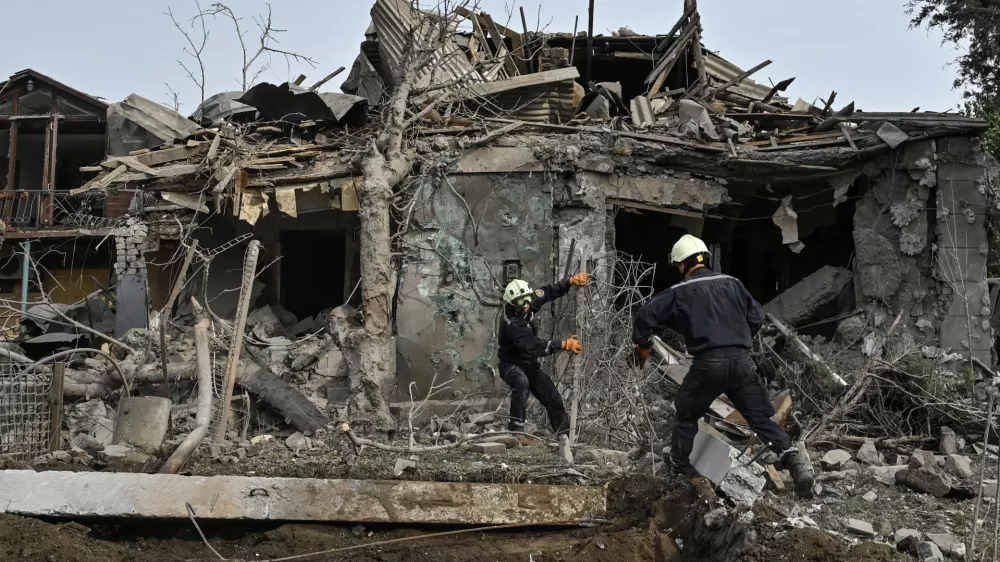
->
xmin=498 ymin=273 xmax=590 ymax=436
xmin=629 ymin=234 xmax=815 ymax=498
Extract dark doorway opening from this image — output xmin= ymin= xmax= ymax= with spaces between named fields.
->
xmin=280 ymin=230 xmax=346 ymax=321
xmin=613 ymin=207 xmax=711 ymax=295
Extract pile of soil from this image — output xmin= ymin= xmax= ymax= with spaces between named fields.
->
xmin=742 ymin=528 xmax=908 ymax=562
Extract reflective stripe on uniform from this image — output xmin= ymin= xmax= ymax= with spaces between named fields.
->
xmin=670 ymin=273 xmax=734 ymax=290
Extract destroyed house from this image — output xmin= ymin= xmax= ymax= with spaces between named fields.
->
xmin=5 ymin=0 xmax=998 ymax=418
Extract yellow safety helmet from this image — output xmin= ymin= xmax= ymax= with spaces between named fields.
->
xmin=669 ymin=234 xmax=710 ymax=264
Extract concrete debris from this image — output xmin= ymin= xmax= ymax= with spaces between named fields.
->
xmin=71 ymin=433 xmax=106 ymax=457
xmin=763 ymin=266 xmax=852 ymax=326
xmin=0 ymin=470 xmax=607 ymax=525
xmin=844 ymin=518 xmax=877 ymax=537
xmin=916 ymin=541 xmax=945 ymax=562
xmin=868 ymin=465 xmax=907 ymax=485
xmin=468 ymin=412 xmax=495 ymax=425
xmin=112 ymin=396 xmax=172 ymax=454
xmin=285 ymin=432 xmax=312 ymax=453
xmin=897 ymin=466 xmax=953 ymax=498
xmin=876 ymin=121 xmax=909 ymax=149
xmin=678 ymin=99 xmax=720 ymax=141
xmin=585 ymin=449 xmax=632 ymax=468
xmin=690 ymin=422 xmax=766 ymax=506
xmin=816 ymin=470 xmax=857 ymax=482
xmin=939 ymin=427 xmax=958 ymax=455
xmin=393 ymin=458 xmax=417 ymax=477
xmin=821 ymin=449 xmax=852 ymax=470
xmin=895 ymin=528 xmax=922 ymax=545
xmin=926 ymin=533 xmax=965 ymax=558
xmin=856 ymin=440 xmax=883 ymax=466
xmin=471 ymin=442 xmax=506 ymax=454
xmin=703 ymin=507 xmax=729 ymax=529
xmin=862 ymin=490 xmax=877 ymax=502
xmin=943 ymin=455 xmax=973 ymax=479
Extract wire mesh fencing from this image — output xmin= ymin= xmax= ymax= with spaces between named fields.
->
xmin=0 ymin=362 xmax=62 ymax=462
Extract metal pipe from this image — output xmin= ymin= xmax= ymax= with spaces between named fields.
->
xmin=585 ymin=0 xmax=594 ymax=87
xmin=20 ymin=240 xmax=30 ymax=313
xmin=160 ymin=315 xmax=212 ymax=474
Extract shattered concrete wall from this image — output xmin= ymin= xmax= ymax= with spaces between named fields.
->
xmin=852 ymin=136 xmax=997 ymax=364
xmin=395 ymin=172 xmax=553 ymax=398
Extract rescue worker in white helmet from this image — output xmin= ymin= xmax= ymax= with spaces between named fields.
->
xmin=629 ymin=234 xmax=815 ymax=499
xmin=498 ymin=273 xmax=590 ymax=437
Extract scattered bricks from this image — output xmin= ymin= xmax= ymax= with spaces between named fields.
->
xmin=469 ymin=412 xmax=495 ymax=425
xmin=393 ymin=459 xmax=417 ymax=477
xmin=940 ymin=427 xmax=958 ymax=455
xmin=897 ymin=467 xmax=953 ymax=497
xmin=856 ymin=440 xmax=883 ymax=465
xmin=944 ymin=454 xmax=973 ymax=479
xmin=471 ymin=442 xmax=506 ymax=455
xmin=916 ymin=541 xmax=945 ymax=562
xmin=821 ymin=449 xmax=852 ymax=469
xmin=844 ymin=518 xmax=877 ymax=538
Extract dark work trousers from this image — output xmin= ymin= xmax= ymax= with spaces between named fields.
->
xmin=499 ymin=363 xmax=570 ymax=435
xmin=671 ymin=349 xmax=793 ymax=469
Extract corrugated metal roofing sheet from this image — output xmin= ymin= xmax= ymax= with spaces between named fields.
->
xmin=704 ymin=51 xmax=786 ymax=103
xmin=371 ymin=0 xmax=484 ymax=93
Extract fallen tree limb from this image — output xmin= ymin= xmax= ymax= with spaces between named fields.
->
xmin=160 ymin=315 xmax=212 ymax=474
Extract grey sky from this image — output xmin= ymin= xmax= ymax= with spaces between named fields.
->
xmin=1 ymin=1 xmax=963 ymax=114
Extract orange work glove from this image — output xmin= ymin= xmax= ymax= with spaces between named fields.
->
xmin=628 ymin=345 xmax=650 ymax=368
xmin=570 ymin=272 xmax=592 ymax=287
xmin=561 ymin=336 xmax=583 ymax=354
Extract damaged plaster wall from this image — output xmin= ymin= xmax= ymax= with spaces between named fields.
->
xmin=852 ymin=136 xmax=997 ymax=363
xmin=395 ymin=172 xmax=553 ymax=398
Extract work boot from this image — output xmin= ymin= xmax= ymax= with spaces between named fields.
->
xmin=783 ymin=452 xmax=815 ymax=499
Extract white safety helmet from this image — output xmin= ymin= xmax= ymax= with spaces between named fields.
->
xmin=503 ymin=279 xmax=534 ymax=306
xmin=669 ymin=234 xmax=710 ymax=265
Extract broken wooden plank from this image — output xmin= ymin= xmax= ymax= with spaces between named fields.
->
xmin=133 ymin=145 xmax=202 ymax=167
xmin=483 ymin=118 xmax=728 ymax=153
xmin=645 ymin=17 xmax=699 ymax=88
xmin=762 ymin=77 xmax=795 ymax=104
xmin=244 ymin=156 xmax=299 ymax=166
xmin=459 ymin=67 xmax=580 ymax=100
xmin=0 ymin=471 xmax=607 ymax=525
xmin=839 ymin=124 xmax=859 ymax=151
xmin=78 ymin=166 xmax=103 ymax=173
xmin=752 ymin=137 xmax=850 ymax=152
xmin=815 ymin=102 xmax=855 ymax=133
xmin=160 ymin=192 xmax=209 ymax=213
xmin=206 ymin=133 xmax=221 ymax=161
xmin=705 ymin=60 xmax=772 ymax=100
xmin=745 ymin=131 xmax=846 ymax=147
xmin=244 ymin=164 xmax=288 ymax=171
xmin=104 ymin=156 xmax=160 ymax=176
xmin=766 ymin=465 xmax=786 ymax=491
xmin=653 ymin=5 xmax=696 ymax=54
xmin=113 ymin=164 xmax=202 ymax=183
xmin=69 ymin=165 xmax=126 ymax=195
xmin=478 ymin=12 xmax=519 ymax=77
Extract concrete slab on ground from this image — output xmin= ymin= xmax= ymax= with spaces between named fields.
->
xmin=0 ymin=470 xmax=606 ymax=525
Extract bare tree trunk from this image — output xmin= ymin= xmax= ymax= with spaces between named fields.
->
xmin=342 ymin=72 xmax=416 ymax=430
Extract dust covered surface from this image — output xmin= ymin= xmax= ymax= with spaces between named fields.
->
xmin=742 ymin=528 xmax=907 ymax=562
xmin=183 ymin=432 xmax=625 ymax=486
